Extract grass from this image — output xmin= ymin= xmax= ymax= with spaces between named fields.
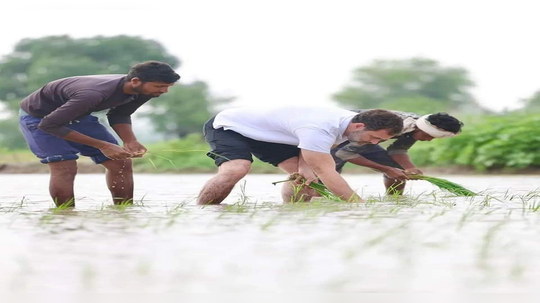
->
xmin=0 ymin=148 xmax=36 ymax=163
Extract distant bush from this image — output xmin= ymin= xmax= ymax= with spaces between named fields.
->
xmin=408 ymin=114 xmax=540 ymax=170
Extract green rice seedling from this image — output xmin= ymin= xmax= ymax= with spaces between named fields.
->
xmin=478 ymin=221 xmax=506 ymax=271
xmin=237 ymin=180 xmax=250 ymax=205
xmin=428 ymin=208 xmax=448 ymax=221
xmin=272 ymin=173 xmax=345 ymax=202
xmin=408 ymin=174 xmax=476 ymax=196
xmin=52 ymin=197 xmax=75 ymax=209
xmin=457 ymin=207 xmax=477 ymax=230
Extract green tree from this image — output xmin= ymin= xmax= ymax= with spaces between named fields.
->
xmin=143 ymin=81 xmax=234 ymax=138
xmin=0 ymin=117 xmax=28 ymax=149
xmin=521 ymin=90 xmax=540 ymax=111
xmin=332 ymin=57 xmax=483 ymax=114
xmin=0 ymin=35 xmax=230 ymax=148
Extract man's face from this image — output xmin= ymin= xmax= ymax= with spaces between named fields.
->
xmin=347 ymin=128 xmax=394 ymax=145
xmin=412 ymin=129 xmax=435 ymax=141
xmin=131 ymin=79 xmax=174 ymax=97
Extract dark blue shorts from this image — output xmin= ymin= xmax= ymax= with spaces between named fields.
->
xmin=19 ymin=113 xmax=119 ymax=164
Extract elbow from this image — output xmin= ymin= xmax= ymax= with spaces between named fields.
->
xmin=37 ymin=120 xmax=53 ymax=133
xmin=37 ymin=121 xmax=70 ymax=138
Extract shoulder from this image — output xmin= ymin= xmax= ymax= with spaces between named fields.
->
xmin=57 ymin=74 xmax=124 ymax=95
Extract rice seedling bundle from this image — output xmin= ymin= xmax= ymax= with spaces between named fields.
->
xmin=272 ymin=173 xmax=345 ymax=202
xmin=408 ymin=174 xmax=476 ymax=196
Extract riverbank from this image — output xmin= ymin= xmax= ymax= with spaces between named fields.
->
xmin=2 ymin=160 xmax=540 ymax=175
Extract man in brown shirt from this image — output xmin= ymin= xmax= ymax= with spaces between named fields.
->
xmin=19 ymin=61 xmax=180 ymax=206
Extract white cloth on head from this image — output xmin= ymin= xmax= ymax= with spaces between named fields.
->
xmin=401 ymin=117 xmax=418 ymax=134
xmin=415 ymin=115 xmax=457 ymax=138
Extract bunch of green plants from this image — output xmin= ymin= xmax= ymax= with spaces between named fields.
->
xmin=272 ymin=173 xmax=345 ymax=202
xmin=408 ymin=174 xmax=476 ymax=196
xmin=408 ymin=113 xmax=540 ymax=171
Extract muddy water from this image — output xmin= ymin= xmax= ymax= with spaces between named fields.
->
xmin=1 ymin=174 xmax=540 ymax=292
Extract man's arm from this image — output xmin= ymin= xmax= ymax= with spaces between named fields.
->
xmin=63 ymin=131 xmax=133 ymax=160
xmin=106 ymin=97 xmax=150 ymax=126
xmin=389 ymin=153 xmax=423 ymax=175
xmin=36 ymin=90 xmax=133 ymax=160
xmin=387 ymin=136 xmax=421 ymax=174
xmin=301 ymin=149 xmax=363 ymax=202
xmin=38 ymin=90 xmax=104 ymax=137
xmin=107 ymin=97 xmax=151 ymax=157
xmin=348 ymin=155 xmax=409 ymax=180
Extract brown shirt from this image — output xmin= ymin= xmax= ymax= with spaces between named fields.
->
xmin=20 ymin=74 xmax=152 ymax=137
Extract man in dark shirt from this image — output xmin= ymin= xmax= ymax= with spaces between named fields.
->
xmin=19 ymin=61 xmax=180 ymax=206
xmin=332 ymin=111 xmax=463 ymax=194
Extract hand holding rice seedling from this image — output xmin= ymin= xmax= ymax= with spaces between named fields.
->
xmin=272 ymin=173 xmax=346 ymax=202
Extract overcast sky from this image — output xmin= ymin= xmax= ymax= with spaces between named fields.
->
xmin=1 ymin=0 xmax=539 ymax=112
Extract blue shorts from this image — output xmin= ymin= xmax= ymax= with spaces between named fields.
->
xmin=19 ymin=112 xmax=119 ymax=164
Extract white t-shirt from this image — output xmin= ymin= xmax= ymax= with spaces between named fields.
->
xmin=213 ymin=106 xmax=357 ymax=153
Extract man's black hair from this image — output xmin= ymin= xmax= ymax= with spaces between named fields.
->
xmin=351 ymin=109 xmax=403 ymax=136
xmin=126 ymin=61 xmax=180 ymax=83
xmin=427 ymin=113 xmax=463 ymax=133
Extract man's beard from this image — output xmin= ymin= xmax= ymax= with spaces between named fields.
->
xmin=132 ymin=85 xmax=158 ymax=96
xmin=132 ymin=85 xmax=144 ymax=95
xmin=347 ymin=130 xmax=368 ymax=144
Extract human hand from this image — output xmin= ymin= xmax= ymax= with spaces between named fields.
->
xmin=383 ymin=167 xmax=409 ymax=181
xmin=99 ymin=143 xmax=133 ymax=160
xmin=404 ymin=168 xmax=423 ymax=176
xmin=124 ymin=141 xmax=147 ymax=158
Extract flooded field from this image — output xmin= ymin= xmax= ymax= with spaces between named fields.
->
xmin=1 ymin=173 xmax=540 ymax=292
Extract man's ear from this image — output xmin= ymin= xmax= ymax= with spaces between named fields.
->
xmin=351 ymin=122 xmax=365 ymax=131
xmin=130 ymin=77 xmax=142 ymax=86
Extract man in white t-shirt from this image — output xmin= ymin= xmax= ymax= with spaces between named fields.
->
xmin=198 ymin=107 xmax=403 ymax=204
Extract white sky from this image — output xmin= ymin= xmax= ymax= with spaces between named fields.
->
xmin=1 ymin=0 xmax=540 ymax=112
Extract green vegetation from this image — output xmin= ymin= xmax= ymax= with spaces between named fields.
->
xmin=332 ymin=57 xmax=484 ymax=114
xmin=408 ymin=113 xmax=540 ymax=171
xmin=4 ymin=112 xmax=540 ymax=174
xmin=0 ymin=148 xmax=35 ymax=163
xmin=272 ymin=173 xmax=345 ymax=202
xmin=0 ymin=35 xmax=231 ymax=149
xmin=409 ymin=174 xmax=476 ymax=196
xmin=132 ymin=134 xmax=279 ymax=173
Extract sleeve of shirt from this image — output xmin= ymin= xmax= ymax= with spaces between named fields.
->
xmin=332 ymin=141 xmax=369 ymax=160
xmin=37 ymin=89 xmax=105 ymax=137
xmin=293 ymin=127 xmax=337 ymax=153
xmin=387 ymin=135 xmax=417 ymax=155
xmin=106 ymin=96 xmax=151 ymax=126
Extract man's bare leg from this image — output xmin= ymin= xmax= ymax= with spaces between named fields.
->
xmin=384 ymin=175 xmax=406 ymax=195
xmin=48 ymin=160 xmax=78 ymax=207
xmin=101 ymin=159 xmax=134 ymax=205
xmin=277 ymin=157 xmax=317 ymax=203
xmin=197 ymin=159 xmax=252 ymax=205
